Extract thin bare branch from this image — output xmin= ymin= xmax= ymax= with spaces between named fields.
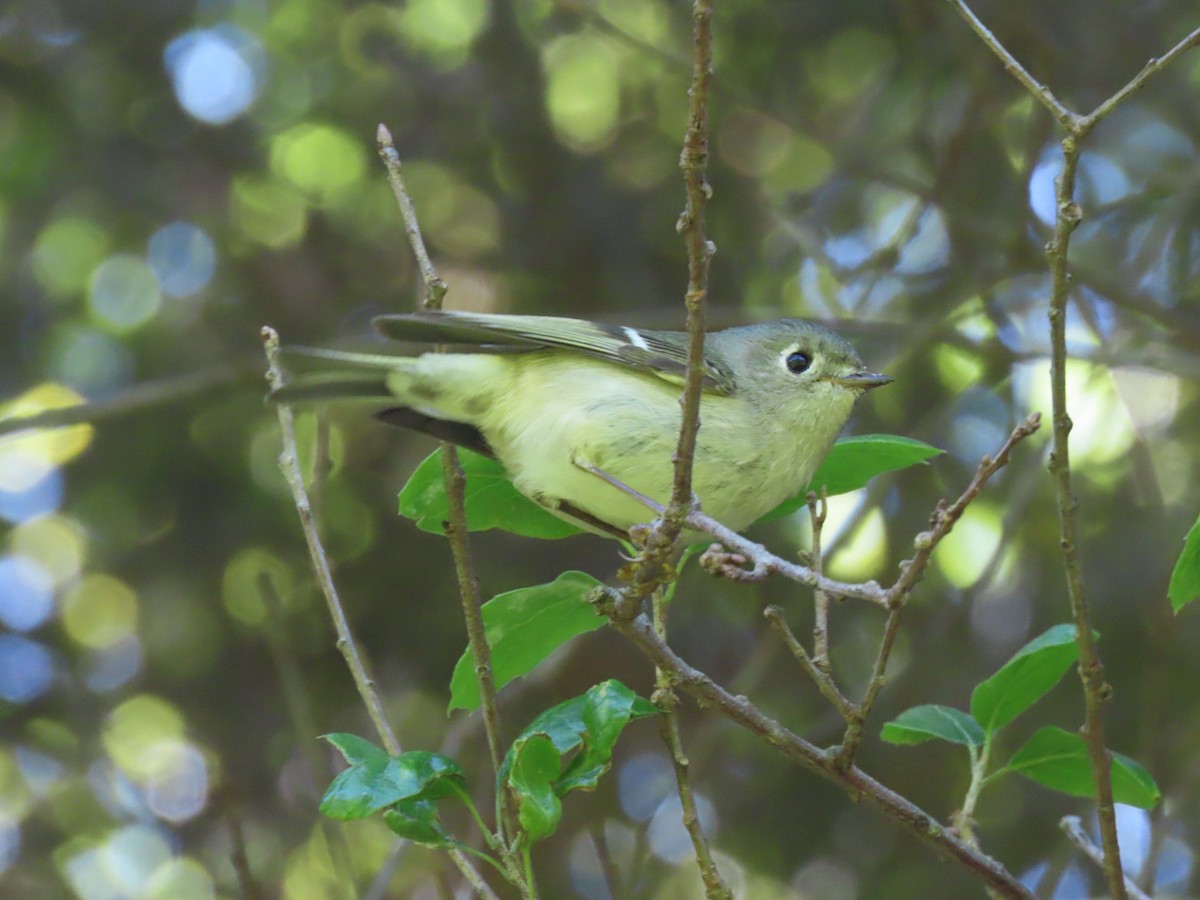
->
xmin=376 ymin=125 xmax=522 ymax=887
xmin=834 ymin=606 xmax=904 ymax=769
xmin=763 ymin=605 xmax=855 ymax=720
xmin=661 ymin=0 xmax=716 ymax=545
xmin=1081 ymin=25 xmax=1200 ymax=130
xmin=592 ymin=604 xmax=1036 ymax=900
xmin=946 ymin=0 xmax=1078 ymax=129
xmin=261 ymin=326 xmax=401 ymax=755
xmin=442 ymin=451 xmax=505 ymax=776
xmin=807 ymin=490 xmax=832 ymax=670
xmin=881 ymin=413 xmax=1042 ymax=606
xmin=377 ymin=124 xmax=447 ymax=309
xmin=658 ymin=707 xmax=731 ymax=900
xmin=1060 ymin=817 xmax=1152 ymax=900
xmin=1045 ymin=134 xmax=1126 ymax=899
xmin=945 ymin=7 xmax=1200 ymax=894
xmin=0 ymin=364 xmax=252 ymax=440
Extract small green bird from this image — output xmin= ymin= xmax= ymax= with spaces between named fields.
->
xmin=278 ymin=311 xmax=891 ymax=539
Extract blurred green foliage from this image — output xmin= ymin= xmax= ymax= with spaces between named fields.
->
xmin=1 ymin=0 xmax=1199 ymax=897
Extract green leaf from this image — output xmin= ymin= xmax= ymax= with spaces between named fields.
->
xmin=970 ymin=625 xmax=1080 ymax=735
xmin=1168 ymin=512 xmax=1200 ymax=612
xmin=881 ymin=704 xmax=985 ymax=747
xmin=449 ymin=572 xmax=606 ymax=713
xmin=500 ymin=680 xmax=658 ymax=846
xmin=319 ymin=744 xmax=466 ymax=820
xmin=383 ymin=799 xmax=458 ymax=848
xmin=397 ymin=447 xmax=583 ymax=539
xmin=508 ymin=734 xmax=564 ymax=843
xmin=1004 ymin=727 xmax=1161 ymax=809
xmin=759 ymin=434 xmax=942 ymax=521
xmin=323 ymin=732 xmax=390 ymax=767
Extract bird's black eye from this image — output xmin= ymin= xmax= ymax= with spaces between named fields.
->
xmin=785 ymin=351 xmax=812 ymax=374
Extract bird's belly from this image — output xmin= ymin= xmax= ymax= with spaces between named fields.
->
xmin=477 ymin=360 xmax=819 ymax=534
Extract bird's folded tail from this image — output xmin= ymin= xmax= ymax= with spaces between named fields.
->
xmin=269 ymin=346 xmax=405 ymax=404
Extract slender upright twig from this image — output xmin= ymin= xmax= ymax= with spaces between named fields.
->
xmin=662 ymin=0 xmax=715 ymax=540
xmin=262 ymin=327 xmax=402 ymax=756
xmin=1043 ymin=132 xmax=1127 ymax=898
xmin=645 ymin=5 xmax=730 ymax=897
xmin=375 ymin=124 xmax=505 ymax=776
xmin=375 ymin=125 xmax=521 ymax=895
xmin=945 ymin=8 xmax=1200 ymax=896
xmin=1060 ymin=817 xmax=1152 ymax=900
xmin=377 ymin=125 xmax=447 ymax=309
xmin=763 ymin=605 xmax=855 ymax=720
xmin=807 ymin=491 xmax=832 ymax=670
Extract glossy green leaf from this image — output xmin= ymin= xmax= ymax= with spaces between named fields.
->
xmin=1168 ymin=512 xmax=1200 ymax=612
xmin=881 ymin=704 xmax=985 ymax=747
xmin=323 ymin=731 xmax=390 ymax=768
xmin=500 ymin=680 xmax=657 ymax=845
xmin=759 ymin=434 xmax=942 ymax=521
xmin=449 ymin=571 xmax=606 ymax=713
xmin=398 ymin=447 xmax=583 ymax=539
xmin=383 ymin=799 xmax=458 ymax=848
xmin=508 ymin=734 xmax=564 ymax=843
xmin=1004 ymin=726 xmax=1160 ymax=809
xmin=319 ymin=742 xmax=465 ymax=820
xmin=970 ymin=625 xmax=1080 ymax=735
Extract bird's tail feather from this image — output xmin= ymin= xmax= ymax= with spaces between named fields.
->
xmin=271 ymin=347 xmax=409 ymax=404
xmin=270 ymin=372 xmax=394 ymax=404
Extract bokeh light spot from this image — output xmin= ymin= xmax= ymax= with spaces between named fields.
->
xmin=0 ymin=555 xmax=54 ymax=631
xmin=88 ymin=254 xmax=162 ymax=331
xmin=10 ymin=514 xmax=87 ymax=585
xmin=230 ymin=175 xmax=308 ymax=247
xmin=828 ymin=506 xmax=888 ymax=582
xmin=61 ymin=824 xmax=173 ymax=900
xmin=935 ymin=504 xmax=1002 ymax=587
xmin=1015 ymin=359 xmax=1135 ymax=466
xmin=102 ymin=695 xmax=186 ymax=781
xmin=222 ymin=547 xmax=294 ymax=625
xmin=0 ymin=466 xmax=63 ymax=524
xmin=145 ymin=856 xmax=216 ymax=899
xmin=270 ymin=124 xmax=366 ymax=205
xmin=398 ymin=0 xmax=489 ymax=67
xmin=147 ymin=222 xmax=216 ymax=297
xmin=403 ymin=161 xmax=499 ymax=257
xmin=0 ymin=383 xmax=93 ymax=492
xmin=648 ymin=793 xmax=718 ymax=863
xmin=144 ymin=742 xmax=209 ymax=824
xmin=165 ymin=26 xmax=263 ymax=125
xmin=31 ymin=216 xmax=110 ymax=300
xmin=544 ymin=35 xmax=620 ymax=151
xmin=0 ymin=634 xmax=55 ymax=703
xmin=62 ymin=574 xmax=139 ymax=649
xmin=809 ymin=29 xmax=895 ymax=103
xmin=934 ymin=343 xmax=985 ymax=391
xmin=85 ymin=637 xmax=144 ymax=693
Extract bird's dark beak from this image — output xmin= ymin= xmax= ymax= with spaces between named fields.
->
xmin=826 ymin=372 xmax=893 ymax=390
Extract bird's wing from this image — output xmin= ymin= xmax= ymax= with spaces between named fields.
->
xmin=373 ymin=311 xmax=736 ymax=394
